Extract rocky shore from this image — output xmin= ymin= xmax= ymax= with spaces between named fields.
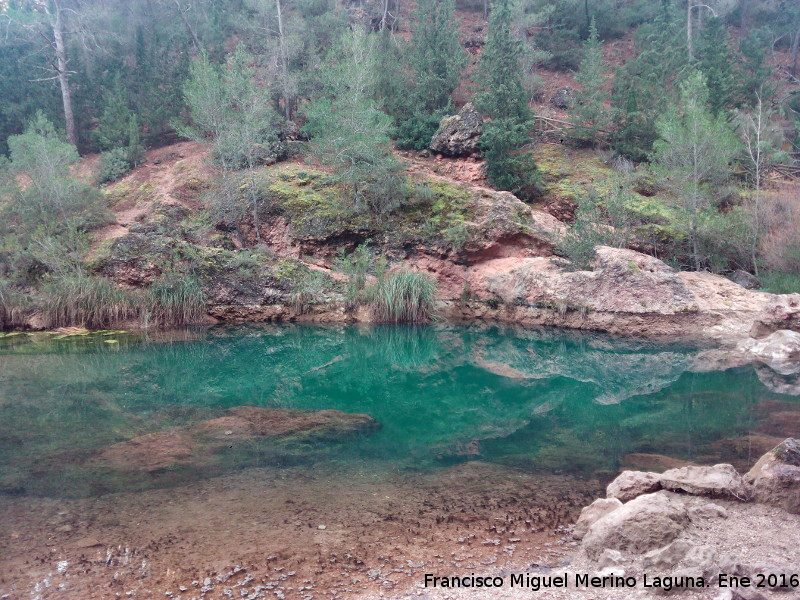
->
xmin=390 ymin=439 xmax=800 ymax=600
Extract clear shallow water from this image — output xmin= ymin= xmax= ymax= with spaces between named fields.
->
xmin=0 ymin=323 xmax=798 ymax=499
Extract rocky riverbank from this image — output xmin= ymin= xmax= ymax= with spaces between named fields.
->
xmin=389 ymin=439 xmax=800 ymax=600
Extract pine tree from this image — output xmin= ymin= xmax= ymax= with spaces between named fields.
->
xmin=697 ymin=17 xmax=737 ymax=115
xmin=569 ymin=19 xmax=610 ymax=147
xmin=407 ymin=0 xmax=466 ymax=115
xmin=651 ymin=71 xmax=740 ymax=271
xmin=474 ymin=0 xmax=529 ymax=122
xmin=474 ymin=0 xmax=538 ymax=200
xmin=303 ymin=29 xmax=404 ymax=215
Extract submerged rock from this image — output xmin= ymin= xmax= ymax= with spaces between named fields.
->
xmin=745 ymin=438 xmax=800 ymax=514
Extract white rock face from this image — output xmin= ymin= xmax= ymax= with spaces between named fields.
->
xmin=573 ymin=497 xmax=622 ymax=540
xmin=739 ymin=330 xmax=800 ymax=375
xmin=581 ymin=491 xmax=689 ymax=559
xmin=606 ymin=470 xmax=662 ymax=502
xmin=659 ymin=464 xmax=752 ymax=500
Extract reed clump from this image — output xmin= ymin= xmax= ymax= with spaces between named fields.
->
xmin=368 ymin=270 xmax=436 ymax=323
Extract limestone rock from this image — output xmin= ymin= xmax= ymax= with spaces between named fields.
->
xmin=643 ymin=539 xmax=693 ymax=570
xmin=573 ymin=497 xmax=622 ymax=540
xmin=596 ymin=549 xmax=624 ymax=570
xmin=607 ymin=470 xmax=662 ymax=502
xmin=551 ymin=87 xmax=576 ymax=109
xmin=581 ymin=491 xmax=689 ymax=558
xmin=740 ymin=330 xmax=800 ymax=376
xmin=659 ymin=464 xmax=751 ymax=501
xmin=687 ymin=501 xmax=728 ymax=521
xmin=429 ymin=103 xmax=482 ymax=157
xmin=745 ymin=438 xmax=800 ymax=514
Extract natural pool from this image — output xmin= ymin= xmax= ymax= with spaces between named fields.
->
xmin=0 ymin=324 xmax=798 ymax=598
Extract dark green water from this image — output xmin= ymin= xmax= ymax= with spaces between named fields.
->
xmin=0 ymin=323 xmax=798 ymax=498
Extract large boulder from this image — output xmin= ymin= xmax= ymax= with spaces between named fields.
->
xmin=728 ymin=270 xmax=761 ymax=290
xmin=573 ymin=497 xmax=622 ymax=540
xmin=429 ymin=103 xmax=482 ymax=157
xmin=606 ymin=470 xmax=662 ymax=502
xmin=745 ymin=438 xmax=800 ymax=514
xmin=659 ymin=464 xmax=751 ymax=501
xmin=581 ymin=491 xmax=689 ymax=558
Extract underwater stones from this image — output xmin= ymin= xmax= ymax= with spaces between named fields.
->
xmin=94 ymin=429 xmax=195 ymax=472
xmin=581 ymin=491 xmax=689 ymax=559
xmin=659 ymin=464 xmax=752 ymax=501
xmin=745 ymin=438 xmax=800 ymax=514
xmin=606 ymin=470 xmax=662 ymax=503
xmin=573 ymin=497 xmax=622 ymax=540
xmin=93 ymin=407 xmax=380 ymax=475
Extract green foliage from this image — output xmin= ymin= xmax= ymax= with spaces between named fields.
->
xmin=759 ymin=271 xmax=800 ymax=295
xmin=179 ymin=46 xmax=282 ymax=171
xmin=697 ymin=17 xmax=738 ymax=115
xmin=334 ymin=244 xmax=374 ymax=311
xmin=651 ymin=72 xmax=741 ymax=271
xmin=144 ymin=272 xmax=206 ymax=326
xmin=407 ymin=0 xmax=466 ymax=114
xmin=474 ymin=0 xmax=530 ymax=122
xmin=0 ymin=278 xmax=29 ymax=329
xmin=39 ymin=273 xmax=136 ymax=330
xmin=480 ymin=118 xmax=540 ymax=201
xmin=304 ymin=29 xmax=406 ymax=215
xmin=558 ymin=180 xmax=638 ymax=270
xmin=610 ymin=6 xmax=687 ymax=160
xmin=569 ymin=20 xmax=610 ymax=147
xmin=98 ymin=147 xmax=135 ymax=184
xmin=393 ymin=108 xmax=448 ymax=151
xmin=4 ymin=113 xmax=111 ymax=233
xmin=368 ymin=270 xmax=436 ymax=323
xmin=738 ymin=27 xmax=775 ymax=107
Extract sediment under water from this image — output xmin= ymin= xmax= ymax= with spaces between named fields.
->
xmin=0 ymin=323 xmax=797 ymax=599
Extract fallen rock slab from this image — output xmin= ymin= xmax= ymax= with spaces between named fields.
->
xmin=607 ymin=470 xmax=661 ymax=502
xmin=659 ymin=463 xmax=752 ymax=501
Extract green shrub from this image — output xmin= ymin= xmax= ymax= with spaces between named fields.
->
xmin=394 ymin=109 xmax=448 ymax=151
xmin=39 ymin=274 xmax=136 ymax=329
xmin=368 ymin=270 xmax=436 ymax=323
xmin=98 ymin=147 xmax=134 ymax=184
xmin=334 ymin=245 xmax=374 ymax=311
xmin=144 ymin=273 xmax=206 ymax=326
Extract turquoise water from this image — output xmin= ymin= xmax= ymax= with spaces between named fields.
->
xmin=0 ymin=323 xmax=798 ymax=498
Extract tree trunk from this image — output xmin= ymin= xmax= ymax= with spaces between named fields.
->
xmin=276 ymin=0 xmax=291 ymax=121
xmin=172 ymin=0 xmax=203 ymax=51
xmin=51 ymin=0 xmax=77 ymax=147
xmin=791 ymin=25 xmax=800 ymax=77
xmin=687 ymin=0 xmax=694 ymax=61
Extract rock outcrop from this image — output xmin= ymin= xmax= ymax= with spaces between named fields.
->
xmin=573 ymin=497 xmax=623 ymax=540
xmin=429 ymin=103 xmax=482 ymax=157
xmin=745 ymin=438 xmax=800 ymax=514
